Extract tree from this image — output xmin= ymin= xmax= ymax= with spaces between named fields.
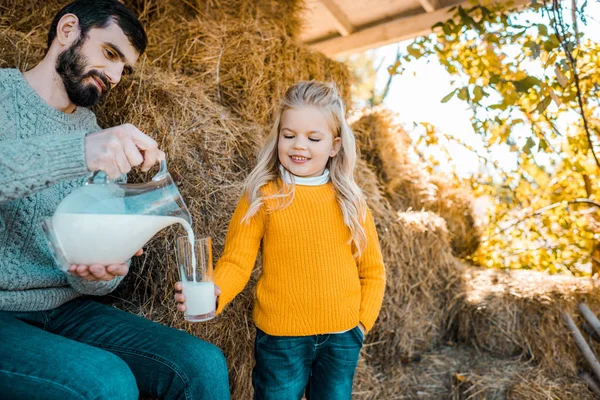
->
xmin=395 ymin=0 xmax=600 ymax=275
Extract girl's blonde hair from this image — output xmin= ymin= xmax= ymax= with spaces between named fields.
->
xmin=242 ymin=80 xmax=368 ymax=257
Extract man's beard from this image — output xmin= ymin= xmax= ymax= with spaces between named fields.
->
xmin=56 ymin=37 xmax=111 ymax=108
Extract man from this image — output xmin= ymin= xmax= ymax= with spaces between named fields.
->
xmin=0 ymin=1 xmax=230 ymax=399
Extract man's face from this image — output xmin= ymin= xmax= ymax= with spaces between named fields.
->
xmin=56 ymin=20 xmax=139 ymax=107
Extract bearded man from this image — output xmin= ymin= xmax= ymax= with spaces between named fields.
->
xmin=0 ymin=1 xmax=230 ymax=399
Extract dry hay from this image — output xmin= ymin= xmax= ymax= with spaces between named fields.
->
xmin=354 ymin=159 xmax=464 ymax=368
xmin=354 ymin=344 xmax=597 ymax=400
xmin=352 ymin=106 xmax=435 ymax=212
xmin=507 ymin=369 xmax=596 ymax=400
xmin=0 ymin=28 xmax=45 ymax=70
xmin=429 ymin=175 xmax=481 ymax=258
xmin=351 ymin=107 xmax=481 ymax=258
xmin=366 ymin=209 xmax=464 ymax=370
xmin=354 ymin=344 xmax=531 ymax=400
xmin=127 ymin=0 xmax=350 ymax=127
xmin=457 ymin=267 xmax=600 ymax=376
xmin=352 ymin=352 xmax=385 ymax=400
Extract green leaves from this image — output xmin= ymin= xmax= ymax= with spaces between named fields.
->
xmin=441 ymin=89 xmax=457 ymax=103
xmin=536 ymin=96 xmax=552 ymax=113
xmin=473 ymin=86 xmax=487 ymax=103
xmin=457 ymin=87 xmax=470 ymax=101
xmin=523 ymin=137 xmax=536 ymax=154
xmin=513 ymin=76 xmax=543 ymax=93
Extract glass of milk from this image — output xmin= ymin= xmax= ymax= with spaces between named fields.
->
xmin=176 ymin=236 xmax=216 ymax=322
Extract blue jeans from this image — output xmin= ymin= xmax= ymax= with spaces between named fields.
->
xmin=0 ymin=298 xmax=230 ymax=400
xmin=252 ymin=327 xmax=363 ymax=400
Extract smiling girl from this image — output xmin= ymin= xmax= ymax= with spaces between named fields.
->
xmin=175 ymin=81 xmax=386 ymax=399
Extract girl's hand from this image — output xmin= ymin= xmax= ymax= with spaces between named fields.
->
xmin=174 ymin=281 xmax=221 ymax=312
xmin=358 ymin=323 xmax=366 ymax=336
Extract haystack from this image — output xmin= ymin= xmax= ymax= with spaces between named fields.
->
xmin=354 ymin=160 xmax=465 ymax=367
xmin=457 ymin=267 xmax=600 ymax=375
xmin=352 ymin=107 xmax=481 ymax=258
xmin=127 ymin=0 xmax=351 ymax=126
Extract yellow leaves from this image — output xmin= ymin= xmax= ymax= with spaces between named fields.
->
xmin=548 ymin=87 xmax=562 ymax=107
xmin=396 ymin=2 xmax=600 ymax=276
xmin=555 ymin=65 xmax=569 ymax=87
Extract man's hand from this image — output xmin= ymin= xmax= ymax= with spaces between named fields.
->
xmin=68 ymin=249 xmax=143 ymax=281
xmin=85 ymin=124 xmax=165 ymax=179
xmin=174 ymin=281 xmax=221 ymax=312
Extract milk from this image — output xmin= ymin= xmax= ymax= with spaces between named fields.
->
xmin=51 ymin=213 xmax=194 ymax=265
xmin=182 ymin=281 xmax=216 ymax=320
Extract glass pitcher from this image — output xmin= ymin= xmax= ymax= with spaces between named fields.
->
xmin=42 ymin=160 xmax=193 ymax=271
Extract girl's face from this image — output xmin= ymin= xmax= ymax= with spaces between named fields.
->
xmin=277 ymin=106 xmax=342 ymax=178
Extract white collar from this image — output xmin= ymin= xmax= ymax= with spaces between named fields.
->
xmin=279 ymin=165 xmax=330 ymax=186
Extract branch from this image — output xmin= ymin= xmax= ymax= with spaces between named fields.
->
xmin=491 ymin=198 xmax=600 ymax=236
xmin=548 ymin=0 xmax=600 ymax=170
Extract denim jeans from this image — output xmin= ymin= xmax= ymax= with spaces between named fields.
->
xmin=252 ymin=326 xmax=363 ymax=400
xmin=0 ymin=298 xmax=230 ymax=400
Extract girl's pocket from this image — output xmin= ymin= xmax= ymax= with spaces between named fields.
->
xmin=351 ymin=325 xmax=364 ymax=343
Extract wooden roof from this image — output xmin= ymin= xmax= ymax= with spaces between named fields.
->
xmin=301 ymin=0 xmax=530 ymax=57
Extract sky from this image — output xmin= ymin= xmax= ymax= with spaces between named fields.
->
xmin=362 ymin=1 xmax=600 ymax=177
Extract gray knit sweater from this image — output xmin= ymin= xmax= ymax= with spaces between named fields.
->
xmin=0 ymin=69 xmax=123 ymax=312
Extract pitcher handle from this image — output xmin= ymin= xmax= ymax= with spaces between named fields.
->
xmin=87 ymin=170 xmax=110 ymax=185
xmin=152 ymin=159 xmax=169 ymax=182
xmin=87 ymin=159 xmax=167 ymax=184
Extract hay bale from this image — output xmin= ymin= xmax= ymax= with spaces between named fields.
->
xmin=352 ymin=107 xmax=481 ymax=258
xmin=507 ymin=369 xmax=596 ymax=400
xmin=0 ymin=28 xmax=44 ymax=70
xmin=352 ymin=106 xmax=435 ymax=211
xmin=0 ymin=0 xmax=64 ymax=35
xmin=367 ymin=209 xmax=464 ymax=369
xmin=430 ymin=176 xmax=481 ymax=258
xmin=356 ymin=345 xmax=532 ymax=400
xmin=457 ymin=267 xmax=600 ymax=375
xmin=126 ymin=0 xmax=350 ymax=126
xmin=352 ymin=354 xmax=384 ymax=399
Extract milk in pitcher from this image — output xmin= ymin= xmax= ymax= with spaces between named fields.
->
xmin=51 ymin=213 xmax=195 ymax=265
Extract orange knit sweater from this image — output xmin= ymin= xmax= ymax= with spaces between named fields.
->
xmin=213 ymin=182 xmax=386 ymax=336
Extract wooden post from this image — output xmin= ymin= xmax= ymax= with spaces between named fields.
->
xmin=579 ymin=303 xmax=600 ymax=340
xmin=563 ymin=312 xmax=600 ymax=382
xmin=580 ymin=372 xmax=600 ymax=397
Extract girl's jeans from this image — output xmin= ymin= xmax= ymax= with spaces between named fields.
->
xmin=0 ymin=297 xmax=230 ymax=400
xmin=252 ymin=326 xmax=363 ymax=400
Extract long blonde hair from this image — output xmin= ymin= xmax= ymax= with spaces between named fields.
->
xmin=242 ymin=80 xmax=368 ymax=257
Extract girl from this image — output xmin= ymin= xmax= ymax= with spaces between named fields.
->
xmin=175 ymin=81 xmax=386 ymax=400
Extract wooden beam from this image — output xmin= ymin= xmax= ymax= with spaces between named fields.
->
xmin=419 ymin=0 xmax=440 ymax=13
xmin=320 ymin=0 xmax=354 ymax=37
xmin=309 ymin=0 xmax=532 ymax=57
xmin=563 ymin=312 xmax=600 ymax=383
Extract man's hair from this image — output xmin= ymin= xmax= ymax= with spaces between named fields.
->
xmin=47 ymin=0 xmax=147 ymax=54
